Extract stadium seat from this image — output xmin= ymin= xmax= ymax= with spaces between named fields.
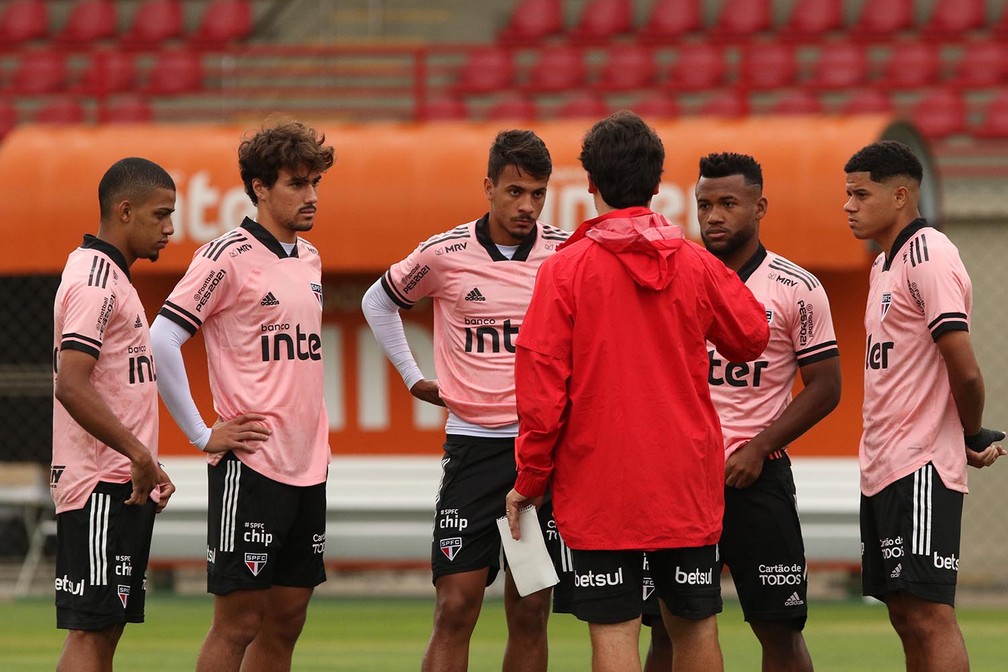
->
xmin=55 ymin=0 xmax=118 ymax=45
xmin=639 ymin=0 xmax=701 ymax=41
xmin=665 ymin=44 xmax=727 ymax=91
xmin=995 ymin=4 xmax=1008 ymax=34
xmin=189 ymin=0 xmax=252 ymax=47
xmin=569 ymin=0 xmax=633 ymax=42
xmin=0 ymin=0 xmax=49 ymax=46
xmin=741 ymin=43 xmax=797 ymax=90
xmin=910 ymin=89 xmax=966 ymax=140
xmin=972 ymin=92 xmax=1008 ymax=138
xmin=485 ymin=95 xmax=537 ymax=121
xmin=141 ymin=50 xmax=204 ymax=94
xmin=632 ymin=93 xmax=681 ymax=119
xmin=0 ymin=101 xmax=17 ymax=140
xmin=779 ymin=0 xmax=843 ymax=37
xmin=496 ymin=0 xmax=563 ymax=43
xmin=769 ymin=91 xmax=825 ymax=115
xmin=555 ymin=92 xmax=610 ymax=119
xmin=416 ymin=95 xmax=467 ymax=121
xmin=850 ymin=0 xmax=912 ymax=36
xmin=711 ymin=0 xmax=771 ymax=36
xmin=951 ymin=40 xmax=1008 ymax=89
xmin=698 ymin=90 xmax=747 ymax=117
xmin=121 ymin=0 xmax=183 ymax=47
xmin=596 ymin=44 xmax=657 ymax=91
xmin=452 ymin=47 xmax=515 ymax=94
xmin=97 ymin=95 xmax=153 ymax=123
xmin=8 ymin=51 xmax=68 ymax=95
xmin=526 ymin=44 xmax=587 ymax=92
xmin=878 ymin=42 xmax=940 ymax=89
xmin=838 ymin=89 xmax=894 ymax=114
xmin=920 ymin=0 xmax=985 ymax=36
xmin=74 ymin=50 xmax=137 ymax=95
xmin=33 ymin=97 xmax=87 ymax=124
xmin=807 ymin=42 xmax=869 ymax=90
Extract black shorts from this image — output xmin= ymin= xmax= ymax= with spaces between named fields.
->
xmin=861 ymin=462 xmax=963 ymax=606
xmin=433 ymin=434 xmax=557 ymax=586
xmin=569 ymin=546 xmax=721 ymax=625
xmin=207 ymin=453 xmax=327 ymax=595
xmin=544 ymin=508 xmax=576 ymax=614
xmin=55 ymin=481 xmax=155 ymax=630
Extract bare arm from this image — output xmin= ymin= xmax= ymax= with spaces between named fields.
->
xmin=936 ymin=329 xmax=1003 ymax=468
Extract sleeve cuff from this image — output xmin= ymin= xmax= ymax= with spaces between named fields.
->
xmin=514 ymin=471 xmax=549 ymax=499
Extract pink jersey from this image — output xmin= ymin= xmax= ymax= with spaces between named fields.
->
xmin=709 ymin=246 xmax=839 ymax=458
xmin=158 ymin=218 xmax=330 ymax=486
xmin=52 ymin=236 xmax=159 ymax=513
xmin=381 ymin=216 xmax=569 ymax=426
xmin=861 ymin=220 xmax=972 ymax=496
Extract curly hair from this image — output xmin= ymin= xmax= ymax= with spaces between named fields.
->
xmin=578 ymin=111 xmax=664 ymax=209
xmin=239 ymin=117 xmax=336 ymax=205
xmin=844 ymin=140 xmax=923 ymax=184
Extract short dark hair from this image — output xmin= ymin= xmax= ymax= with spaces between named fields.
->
xmin=698 ymin=152 xmax=763 ymax=188
xmin=844 ymin=140 xmax=923 ymax=184
xmin=578 ymin=110 xmax=664 ymax=209
xmin=487 ymin=129 xmax=552 ymax=183
xmin=239 ymin=117 xmax=336 ymax=205
xmin=98 ymin=157 xmax=175 ymax=220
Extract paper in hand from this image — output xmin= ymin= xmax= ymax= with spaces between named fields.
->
xmin=497 ymin=505 xmax=560 ymax=597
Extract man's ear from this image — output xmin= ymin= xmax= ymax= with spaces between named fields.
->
xmin=115 ymin=199 xmax=131 ymax=223
xmin=587 ymin=176 xmax=597 ymax=194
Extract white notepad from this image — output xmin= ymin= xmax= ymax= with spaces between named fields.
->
xmin=496 ymin=505 xmax=560 ymax=597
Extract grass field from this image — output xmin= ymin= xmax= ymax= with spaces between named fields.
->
xmin=2 ymin=595 xmax=1008 ymax=670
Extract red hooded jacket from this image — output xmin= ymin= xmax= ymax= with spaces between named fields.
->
xmin=514 ymin=207 xmax=769 ymax=550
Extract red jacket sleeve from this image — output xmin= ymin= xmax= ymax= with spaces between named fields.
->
xmin=699 ymin=248 xmax=770 ymax=362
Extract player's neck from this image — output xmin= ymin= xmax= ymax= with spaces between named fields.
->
xmin=721 ymin=238 xmax=761 ymax=273
xmin=255 ymin=215 xmax=297 ymax=245
xmin=875 ymin=215 xmax=919 ymax=260
xmin=94 ymin=226 xmax=136 ymax=269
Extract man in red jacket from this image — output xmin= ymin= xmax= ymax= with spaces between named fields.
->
xmin=506 ymin=111 xmax=769 ymax=672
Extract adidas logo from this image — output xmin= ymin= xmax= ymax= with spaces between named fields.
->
xmin=134 ymin=315 xmax=143 ymax=329
xmin=784 ymin=592 xmax=804 ymax=607
xmin=464 ymin=287 xmax=485 ymax=302
xmin=260 ymin=292 xmax=280 ymax=306
xmin=890 ymin=564 xmax=902 ymax=579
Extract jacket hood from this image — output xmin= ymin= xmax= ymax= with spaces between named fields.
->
xmin=567 ymin=207 xmax=686 ymax=290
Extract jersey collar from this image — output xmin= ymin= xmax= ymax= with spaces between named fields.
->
xmin=736 ymin=243 xmax=767 ymax=283
xmin=475 ymin=213 xmax=537 ymax=262
xmin=241 ymin=217 xmax=300 ymax=259
xmin=883 ymin=218 xmax=930 ymax=271
xmin=81 ymin=234 xmax=131 ymax=280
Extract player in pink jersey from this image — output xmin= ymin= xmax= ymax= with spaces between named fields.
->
xmin=845 ymin=140 xmax=1004 ymax=672
xmin=52 ymin=157 xmax=176 ymax=672
xmin=642 ymin=153 xmax=841 ymax=672
xmin=362 ymin=130 xmax=566 ymax=672
xmin=150 ymin=119 xmax=334 ymax=672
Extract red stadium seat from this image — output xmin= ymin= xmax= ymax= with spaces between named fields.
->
xmin=98 ymin=95 xmax=153 ymax=123
xmin=711 ymin=0 xmax=771 ymax=36
xmin=0 ymin=0 xmax=49 ymax=45
xmin=142 ymin=50 xmax=204 ymax=94
xmin=55 ymin=0 xmax=118 ymax=45
xmin=417 ymin=95 xmax=467 ymax=121
xmin=807 ymin=42 xmax=869 ymax=90
xmin=741 ymin=43 xmax=797 ymax=90
xmin=838 ymin=89 xmax=894 ymax=114
xmin=9 ymin=51 xmax=68 ymax=95
xmin=526 ymin=44 xmax=587 ymax=92
xmin=639 ymin=0 xmax=701 ymax=40
xmin=596 ymin=44 xmax=657 ymax=91
xmin=452 ymin=47 xmax=515 ymax=94
xmin=698 ymin=91 xmax=747 ymax=117
xmin=910 ymin=89 xmax=966 ymax=139
xmin=878 ymin=42 xmax=940 ymax=89
xmin=996 ymin=4 xmax=1008 ymax=34
xmin=497 ymin=0 xmax=564 ymax=43
xmin=769 ymin=91 xmax=825 ymax=115
xmin=850 ymin=0 xmax=912 ymax=36
xmin=189 ymin=0 xmax=252 ymax=47
xmin=921 ymin=0 xmax=985 ymax=36
xmin=74 ymin=50 xmax=137 ymax=95
xmin=485 ymin=95 xmax=537 ymax=121
xmin=951 ymin=40 xmax=1008 ymax=89
xmin=780 ymin=0 xmax=842 ymax=37
xmin=665 ymin=44 xmax=727 ymax=91
xmin=569 ymin=0 xmax=633 ymax=41
xmin=972 ymin=92 xmax=1008 ymax=138
xmin=0 ymin=101 xmax=17 ymax=139
xmin=121 ymin=0 xmax=183 ymax=47
xmin=555 ymin=92 xmax=610 ymax=119
xmin=632 ymin=93 xmax=681 ymax=119
xmin=33 ymin=97 xmax=87 ymax=124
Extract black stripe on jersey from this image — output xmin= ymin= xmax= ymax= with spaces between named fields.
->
xmin=63 ymin=331 xmax=102 ymax=348
xmin=159 ymin=301 xmax=202 ymax=335
xmin=796 ymin=342 xmax=839 ymax=367
xmin=419 ymin=231 xmax=471 ymax=254
xmin=930 ymin=318 xmax=969 ymax=341
xmin=60 ymin=339 xmax=101 ymax=360
xmin=381 ymin=271 xmax=413 ymax=310
xmin=88 ymin=256 xmax=111 ymax=289
xmin=203 ymin=232 xmax=248 ymax=262
xmin=927 ymin=312 xmax=968 ymax=330
xmin=908 ymin=235 xmax=930 ymax=268
xmin=768 ymin=258 xmax=818 ymax=290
